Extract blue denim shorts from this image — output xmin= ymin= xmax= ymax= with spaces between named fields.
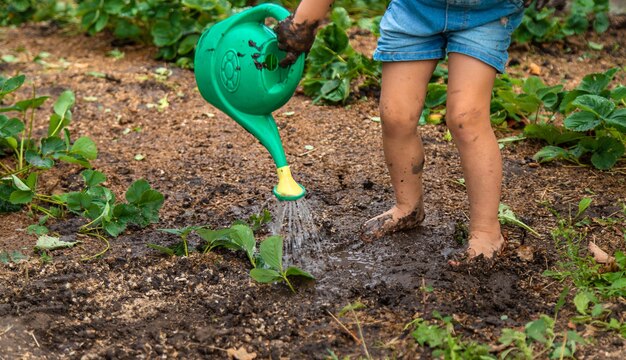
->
xmin=373 ymin=0 xmax=525 ymax=73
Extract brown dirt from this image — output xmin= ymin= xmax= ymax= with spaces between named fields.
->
xmin=0 ymin=22 xmax=625 ymax=359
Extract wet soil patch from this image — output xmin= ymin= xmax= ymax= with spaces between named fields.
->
xmin=0 ymin=24 xmax=625 ymax=358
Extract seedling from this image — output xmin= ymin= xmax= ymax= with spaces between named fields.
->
xmin=498 ymin=203 xmax=541 ymax=237
xmin=156 ymin=226 xmax=204 ymax=257
xmin=249 ymin=235 xmax=314 ymax=293
xmin=0 ymin=249 xmax=28 ymax=265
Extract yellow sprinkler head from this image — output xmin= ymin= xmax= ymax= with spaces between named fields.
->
xmin=273 ymin=166 xmax=306 ymax=201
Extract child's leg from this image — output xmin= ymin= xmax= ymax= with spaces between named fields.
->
xmin=362 ymin=60 xmax=438 ymax=241
xmin=446 ymin=53 xmax=504 ymax=259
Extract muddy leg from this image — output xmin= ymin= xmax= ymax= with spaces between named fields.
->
xmin=446 ymin=53 xmax=504 ymax=259
xmin=361 ymin=60 xmax=437 ymax=242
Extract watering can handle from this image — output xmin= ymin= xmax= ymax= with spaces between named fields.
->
xmin=236 ymin=3 xmax=291 ymax=25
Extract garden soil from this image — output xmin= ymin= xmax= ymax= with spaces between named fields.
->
xmin=0 ymin=22 xmax=625 ymax=359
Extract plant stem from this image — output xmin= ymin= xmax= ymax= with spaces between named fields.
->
xmin=283 ymin=274 xmax=296 ymax=293
xmin=351 ymin=308 xmax=371 ymax=360
xmin=18 ymin=110 xmax=27 ymax=170
xmin=182 ymin=233 xmax=189 ymax=257
xmin=81 ymin=231 xmax=110 ymax=261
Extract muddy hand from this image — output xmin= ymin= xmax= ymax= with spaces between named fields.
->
xmin=524 ymin=0 xmax=551 ymax=10
xmin=274 ymin=14 xmax=319 ymax=67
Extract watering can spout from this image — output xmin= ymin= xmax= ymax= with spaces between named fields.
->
xmin=194 ymin=4 xmax=307 ymax=201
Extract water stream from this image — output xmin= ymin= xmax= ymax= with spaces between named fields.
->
xmin=269 ymin=197 xmax=322 ymax=266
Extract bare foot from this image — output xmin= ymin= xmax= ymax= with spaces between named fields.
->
xmin=361 ymin=205 xmax=425 ymax=242
xmin=449 ymin=232 xmax=505 ymax=266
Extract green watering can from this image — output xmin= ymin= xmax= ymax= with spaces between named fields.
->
xmin=194 ymin=4 xmax=306 ymax=201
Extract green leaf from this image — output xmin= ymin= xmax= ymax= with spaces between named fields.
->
xmin=9 ymin=189 xmax=32 ymax=204
xmin=330 ymin=7 xmax=351 ymax=30
xmin=25 ymin=150 xmax=53 ymax=169
xmin=41 ymin=136 xmax=66 ymax=155
xmin=564 ymin=111 xmax=600 ymax=132
xmin=577 ymin=198 xmax=592 ymax=218
xmin=533 ymin=145 xmax=573 ymax=163
xmin=285 ymin=266 xmax=315 ymax=280
xmin=27 ymin=224 xmax=49 ymax=236
xmin=82 ymin=170 xmax=106 ymax=187
xmin=177 ymin=34 xmax=199 ymax=55
xmin=590 ymin=137 xmax=625 ymax=170
xmin=605 ymin=109 xmax=626 ymax=132
xmin=104 ymin=219 xmax=127 ymax=237
xmin=0 ymin=115 xmax=25 ymax=137
xmin=573 ymin=291 xmax=592 ymax=314
xmin=94 ymin=12 xmax=109 ymax=32
xmin=259 ymin=235 xmax=283 ymax=271
xmin=14 ymin=96 xmax=48 ymax=111
xmin=231 ymin=224 xmax=257 ymax=265
xmin=249 ymin=268 xmax=282 ymax=283
xmin=53 ymin=90 xmax=75 ymax=117
xmin=151 ymin=20 xmax=182 ymax=47
xmin=498 ymin=203 xmax=541 ymax=237
xmin=578 ymin=69 xmax=619 ymax=95
xmin=34 ymin=235 xmax=78 ymax=251
xmin=10 ymin=175 xmax=31 ymax=191
xmin=338 ymin=301 xmax=366 ymax=317
xmin=572 ymin=95 xmax=615 ymax=118
xmin=593 ymin=12 xmax=610 ymax=33
xmin=70 ymin=136 xmax=98 ymax=160
xmin=125 ymin=179 xmax=150 ymax=203
xmin=147 ymin=243 xmax=175 ymax=256
xmin=0 ymin=74 xmax=25 ymax=96
xmin=611 ymin=86 xmax=626 ymax=101
xmin=114 ymin=19 xmax=141 ymax=39
xmin=525 ymin=317 xmax=551 ymax=344
xmin=182 ymin=0 xmax=217 ymax=11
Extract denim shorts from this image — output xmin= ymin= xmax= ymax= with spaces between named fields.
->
xmin=373 ymin=0 xmax=525 ymax=73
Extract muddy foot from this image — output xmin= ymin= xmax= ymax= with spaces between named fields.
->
xmin=360 ymin=206 xmax=425 ymax=242
xmin=448 ymin=233 xmax=505 ymax=266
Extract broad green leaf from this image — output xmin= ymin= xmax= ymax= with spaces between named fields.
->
xmin=14 ymin=96 xmax=48 ymax=111
xmin=249 ymin=268 xmax=282 ymax=283
xmin=10 ymin=175 xmax=31 ymax=191
xmin=177 ymin=34 xmax=199 ymax=55
xmin=285 ymin=266 xmax=315 ymax=280
xmin=611 ymin=86 xmax=626 ymax=101
xmin=525 ymin=317 xmax=551 ymax=344
xmin=572 ymin=94 xmax=615 ymax=118
xmin=53 ymin=90 xmax=75 ymax=117
xmin=114 ymin=19 xmax=141 ymax=39
xmin=0 ymin=250 xmax=9 ymax=264
xmin=9 ymin=190 xmax=33 ymax=204
xmin=573 ymin=291 xmax=592 ymax=314
xmin=147 ymin=243 xmax=175 ymax=256
xmin=259 ymin=235 xmax=283 ymax=271
xmin=125 ymin=179 xmax=150 ymax=203
xmin=577 ymin=198 xmax=592 ymax=218
xmin=41 ymin=136 xmax=65 ymax=155
xmin=103 ymin=0 xmax=126 ymax=13
xmin=564 ymin=111 xmax=600 ymax=132
xmin=70 ymin=136 xmax=97 ymax=160
xmin=498 ymin=203 xmax=541 ymax=237
xmin=0 ymin=74 xmax=25 ymax=96
xmin=94 ymin=12 xmax=109 ymax=32
xmin=27 ymin=224 xmax=49 ymax=236
xmin=0 ymin=115 xmax=24 ymax=137
xmin=48 ymin=113 xmax=70 ymax=136
xmin=499 ymin=329 xmax=526 ymax=346
xmin=605 ymin=108 xmax=626 ymax=132
xmin=425 ymin=83 xmax=447 ymax=108
xmin=590 ymin=137 xmax=625 ymax=170
xmin=82 ymin=170 xmax=106 ymax=187
xmin=151 ymin=20 xmax=183 ymax=47
xmin=34 ymin=235 xmax=78 ymax=251
xmin=57 ymin=154 xmax=91 ymax=168
xmin=104 ymin=220 xmax=127 ymax=237
xmin=25 ymin=150 xmax=53 ymax=169
xmin=593 ymin=12 xmax=610 ymax=33
xmin=330 ymin=7 xmax=351 ymax=30
xmin=231 ymin=224 xmax=257 ymax=265
xmin=578 ymin=68 xmax=619 ymax=95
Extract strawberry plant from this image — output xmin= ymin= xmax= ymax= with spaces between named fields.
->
xmin=57 ymin=170 xmax=164 ymax=237
xmin=303 ymin=7 xmax=381 ymax=104
xmin=525 ymin=68 xmax=626 ymax=169
xmin=250 ymin=235 xmax=314 ymax=293
xmin=1 ymin=74 xmax=97 ymax=213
